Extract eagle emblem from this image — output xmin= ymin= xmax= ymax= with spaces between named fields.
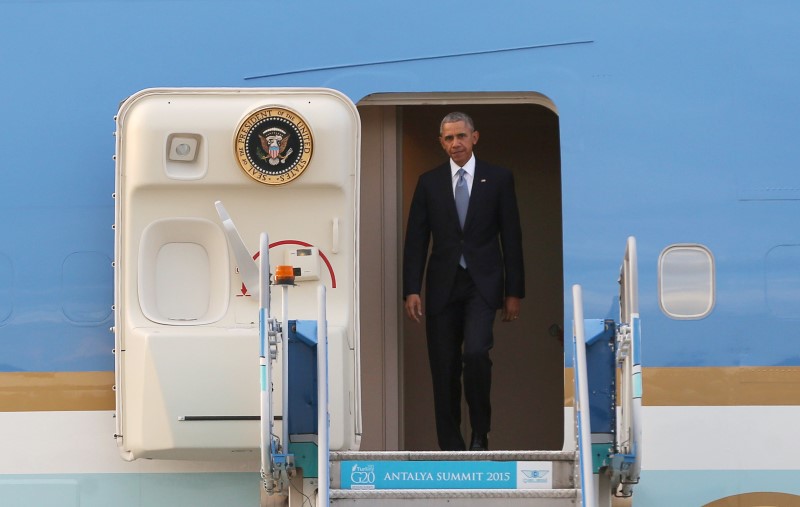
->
xmin=258 ymin=127 xmax=293 ymax=166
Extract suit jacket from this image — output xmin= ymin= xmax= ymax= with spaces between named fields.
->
xmin=403 ymin=159 xmax=525 ymax=316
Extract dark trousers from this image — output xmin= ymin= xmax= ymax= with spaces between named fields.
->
xmin=425 ymin=267 xmax=496 ymax=451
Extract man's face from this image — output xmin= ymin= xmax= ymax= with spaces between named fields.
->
xmin=439 ymin=120 xmax=479 ymax=167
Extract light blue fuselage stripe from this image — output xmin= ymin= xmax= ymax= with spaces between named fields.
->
xmin=0 ymin=473 xmax=259 ymax=507
xmin=635 ymin=470 xmax=800 ymax=506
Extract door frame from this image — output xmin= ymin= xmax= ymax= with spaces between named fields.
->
xmin=356 ymin=91 xmax=561 ymax=451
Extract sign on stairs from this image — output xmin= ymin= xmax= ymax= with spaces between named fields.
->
xmin=328 ymin=450 xmax=578 ymax=506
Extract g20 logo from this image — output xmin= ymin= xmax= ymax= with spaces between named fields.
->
xmin=350 ymin=464 xmax=375 ymax=485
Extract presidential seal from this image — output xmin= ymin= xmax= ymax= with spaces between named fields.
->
xmin=234 ymin=107 xmax=313 ymax=185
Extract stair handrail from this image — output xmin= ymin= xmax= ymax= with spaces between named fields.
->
xmin=572 ymin=284 xmax=598 ymax=507
xmin=317 ymin=284 xmax=330 ymax=506
xmin=616 ymin=236 xmax=642 ymax=495
xmin=258 ymin=232 xmax=275 ymax=494
xmin=619 ymin=236 xmax=639 ymax=322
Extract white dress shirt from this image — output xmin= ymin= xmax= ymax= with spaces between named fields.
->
xmin=450 ymin=154 xmax=475 ymax=196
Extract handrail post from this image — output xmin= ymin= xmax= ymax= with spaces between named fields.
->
xmin=617 ymin=236 xmax=642 ymax=495
xmin=573 ymin=284 xmax=597 ymax=507
xmin=259 ymin=233 xmax=274 ymax=494
xmin=281 ymin=285 xmax=290 ymax=455
xmin=317 ymin=285 xmax=330 ymax=507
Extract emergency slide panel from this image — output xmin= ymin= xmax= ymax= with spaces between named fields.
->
xmin=113 ymin=88 xmax=361 ymax=460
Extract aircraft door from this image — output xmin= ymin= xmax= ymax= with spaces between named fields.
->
xmin=113 ymin=88 xmax=362 ymax=461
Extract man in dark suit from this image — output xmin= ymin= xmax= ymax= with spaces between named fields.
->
xmin=403 ymin=112 xmax=525 ymax=451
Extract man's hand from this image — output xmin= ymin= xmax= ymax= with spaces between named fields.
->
xmin=501 ymin=296 xmax=521 ymax=322
xmin=404 ymin=294 xmax=424 ymax=323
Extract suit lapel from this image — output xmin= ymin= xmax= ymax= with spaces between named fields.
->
xmin=437 ymin=164 xmax=461 ymax=229
xmin=463 ymin=161 xmax=487 ymax=231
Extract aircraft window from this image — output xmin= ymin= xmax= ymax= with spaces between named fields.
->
xmin=658 ymin=244 xmax=715 ymax=319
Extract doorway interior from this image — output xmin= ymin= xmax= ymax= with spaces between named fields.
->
xmin=357 ymin=94 xmax=564 ymax=452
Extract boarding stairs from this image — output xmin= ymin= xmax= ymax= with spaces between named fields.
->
xmin=327 ymin=450 xmax=578 ymax=506
xmin=250 ymin=221 xmax=641 ymax=507
xmin=316 ymin=237 xmax=643 ymax=507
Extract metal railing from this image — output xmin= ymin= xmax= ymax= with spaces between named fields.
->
xmin=258 ymin=231 xmax=331 ymax=504
xmin=572 ymin=284 xmax=597 ymax=507
xmin=615 ymin=236 xmax=642 ymax=496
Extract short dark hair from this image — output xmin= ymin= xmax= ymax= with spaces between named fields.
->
xmin=440 ymin=112 xmax=475 ymax=135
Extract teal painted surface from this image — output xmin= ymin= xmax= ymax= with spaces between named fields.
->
xmin=590 ymin=443 xmax=611 ymax=473
xmin=637 ymin=470 xmax=800 ymax=506
xmin=290 ymin=441 xmax=319 ymax=478
xmin=0 ymin=473 xmax=259 ymax=507
xmin=633 ymin=371 xmax=643 ymax=398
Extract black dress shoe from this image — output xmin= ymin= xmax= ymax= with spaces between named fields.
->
xmin=469 ymin=433 xmax=488 ymax=451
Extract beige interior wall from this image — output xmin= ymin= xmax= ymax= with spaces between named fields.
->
xmin=357 ymin=105 xmax=401 ymax=450
xmin=358 ymin=99 xmax=564 ymax=452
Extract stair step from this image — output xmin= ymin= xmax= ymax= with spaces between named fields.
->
xmin=329 ymin=488 xmax=578 ymax=506
xmin=331 ymin=488 xmax=577 ymax=498
xmin=331 ymin=450 xmax=576 ymax=462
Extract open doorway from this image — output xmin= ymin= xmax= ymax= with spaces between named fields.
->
xmin=358 ymin=95 xmax=564 ymax=452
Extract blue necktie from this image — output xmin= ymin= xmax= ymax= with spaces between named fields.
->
xmin=455 ymin=168 xmax=469 ymax=267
